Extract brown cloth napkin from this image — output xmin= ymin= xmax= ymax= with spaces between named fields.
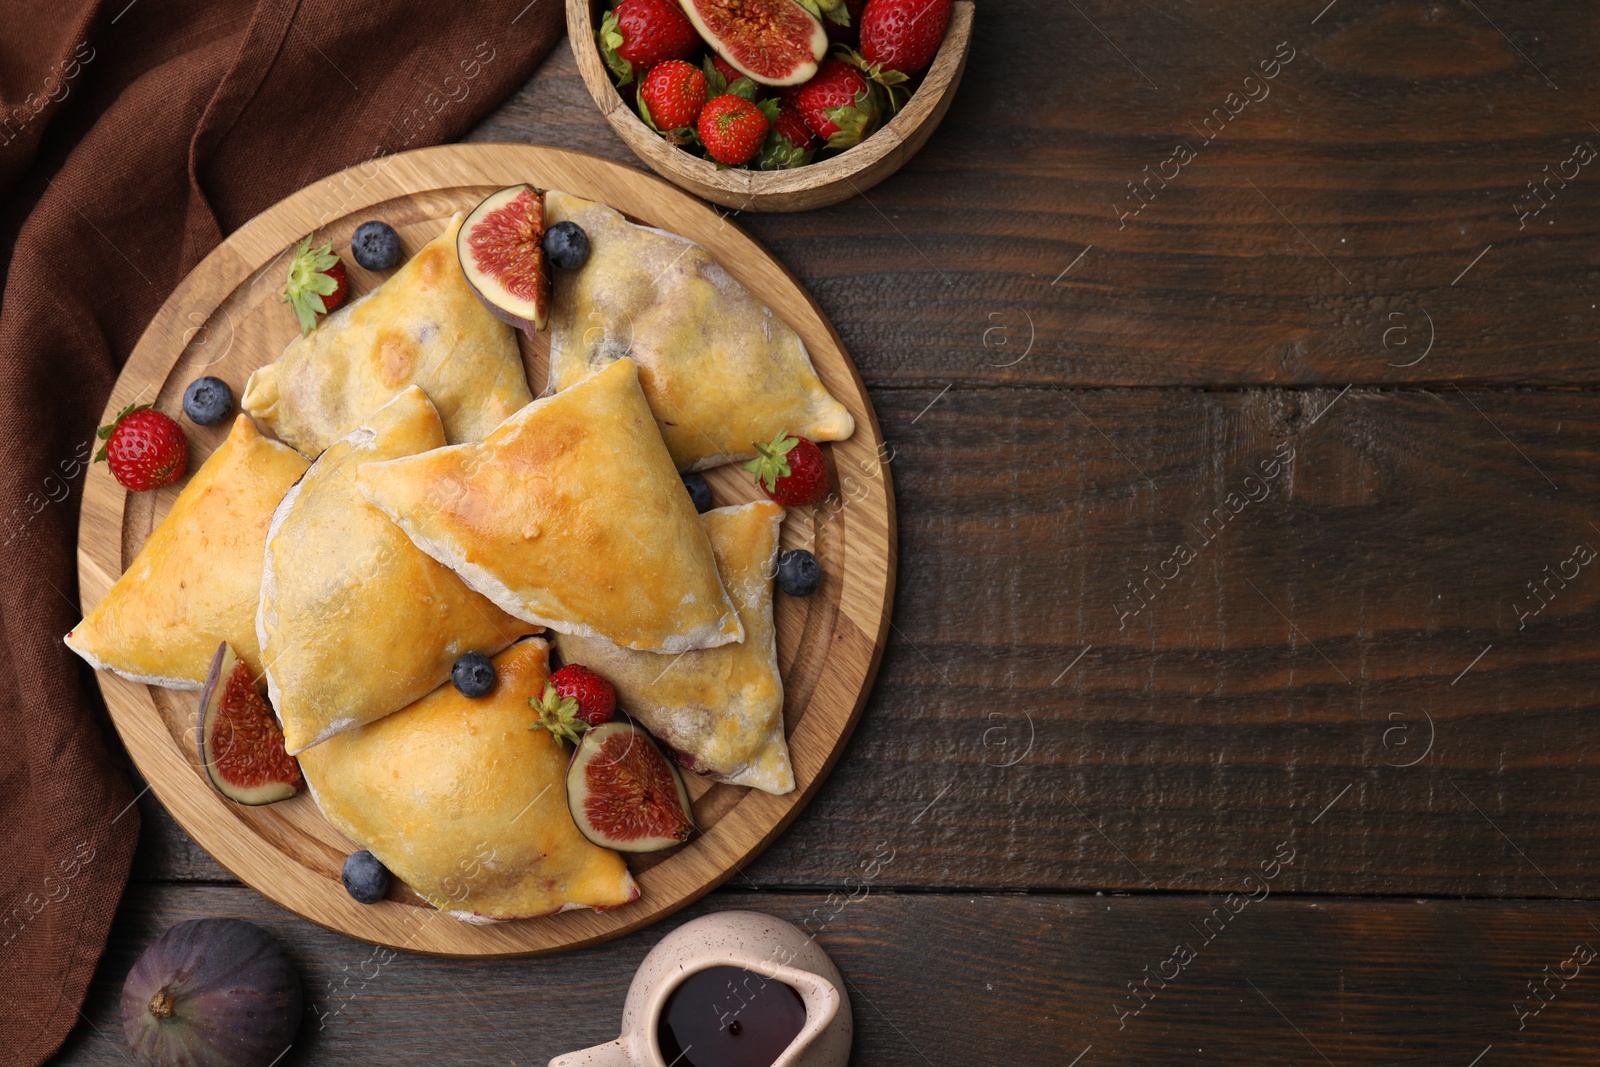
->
xmin=0 ymin=1 xmax=562 ymax=1062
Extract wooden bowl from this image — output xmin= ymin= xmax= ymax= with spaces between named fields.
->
xmin=566 ymin=0 xmax=974 ymax=211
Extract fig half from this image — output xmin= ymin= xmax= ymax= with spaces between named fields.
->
xmin=458 ymin=184 xmax=551 ymax=333
xmin=198 ymin=642 xmax=302 ymax=805
xmin=121 ymin=917 xmax=301 ymax=1067
xmin=567 ymin=720 xmax=695 ymax=852
xmin=677 ymin=0 xmax=827 ymax=87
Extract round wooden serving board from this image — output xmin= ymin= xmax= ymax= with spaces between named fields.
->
xmin=75 ymin=144 xmax=896 ymax=957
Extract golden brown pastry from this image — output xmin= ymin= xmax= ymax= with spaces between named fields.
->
xmin=242 ymin=214 xmax=532 ymax=456
xmin=65 ymin=415 xmax=309 ymax=688
xmin=258 ymin=386 xmax=536 ymax=753
xmin=355 ymin=358 xmax=742 ymax=654
xmin=555 ymin=501 xmax=794 ymax=794
xmin=544 ymin=191 xmax=853 ymax=471
xmin=298 ymin=638 xmax=637 ymax=921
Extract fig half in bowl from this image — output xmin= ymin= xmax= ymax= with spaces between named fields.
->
xmin=678 ymin=0 xmax=827 ymax=86
xmin=568 ymin=719 xmax=695 ymax=852
xmin=458 ymin=184 xmax=551 ymax=333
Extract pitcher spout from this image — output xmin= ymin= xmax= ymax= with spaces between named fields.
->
xmin=549 ymin=1037 xmax=634 ymax=1067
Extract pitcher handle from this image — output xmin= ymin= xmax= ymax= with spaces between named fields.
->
xmin=548 ymin=1037 xmax=634 ymax=1067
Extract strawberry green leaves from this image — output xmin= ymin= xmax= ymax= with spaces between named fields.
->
xmin=743 ymin=431 xmax=799 ymax=492
xmin=282 ymin=237 xmax=341 ymax=336
xmin=529 ymin=681 xmax=590 ymax=747
xmin=795 ymin=0 xmax=851 ymax=26
xmin=821 ymin=95 xmax=875 ymax=147
xmin=94 ymin=402 xmax=148 ymax=463
xmin=598 ymin=10 xmax=634 ymax=84
xmin=702 ymin=56 xmax=761 ymax=102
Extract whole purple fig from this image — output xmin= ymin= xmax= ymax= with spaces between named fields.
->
xmin=121 ymin=918 xmax=302 ymax=1067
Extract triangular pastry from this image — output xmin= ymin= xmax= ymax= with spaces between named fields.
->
xmin=355 ymin=358 xmax=742 ymax=654
xmin=66 ymin=415 xmax=309 ymax=688
xmin=258 ymin=386 xmax=536 ymax=753
xmin=298 ymin=638 xmax=638 ymax=921
xmin=545 ymin=191 xmax=853 ymax=471
xmin=555 ymin=501 xmax=794 ymax=794
xmin=242 ymin=214 xmax=532 ymax=457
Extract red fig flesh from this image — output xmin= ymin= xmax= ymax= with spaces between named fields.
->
xmin=677 ymin=0 xmax=828 ymax=87
xmin=567 ymin=720 xmax=695 ymax=852
xmin=121 ymin=918 xmax=301 ymax=1067
xmin=458 ymin=184 xmax=551 ymax=333
xmin=198 ymin=642 xmax=301 ymax=805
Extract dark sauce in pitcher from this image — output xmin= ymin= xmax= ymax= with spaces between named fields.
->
xmin=656 ymin=965 xmax=807 ymax=1067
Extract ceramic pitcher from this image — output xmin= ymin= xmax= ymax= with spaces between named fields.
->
xmin=550 ymin=911 xmax=853 ymax=1067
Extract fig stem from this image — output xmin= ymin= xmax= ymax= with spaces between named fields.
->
xmin=148 ymin=989 xmax=177 ymax=1019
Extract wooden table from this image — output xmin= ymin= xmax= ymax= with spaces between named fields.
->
xmin=55 ymin=4 xmax=1600 ymax=1064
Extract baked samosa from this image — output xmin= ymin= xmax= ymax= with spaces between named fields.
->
xmin=355 ymin=359 xmax=741 ymax=654
xmin=66 ymin=415 xmax=309 ymax=688
xmin=545 ymin=191 xmax=853 ymax=471
xmin=299 ymin=639 xmax=638 ymax=921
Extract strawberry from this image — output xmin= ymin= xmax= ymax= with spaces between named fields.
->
xmin=860 ymin=0 xmax=951 ymax=75
xmin=639 ymin=59 xmax=708 ymax=133
xmin=698 ymin=94 xmax=773 ymax=167
xmin=598 ymin=0 xmax=699 ymax=86
xmin=756 ymin=102 xmax=817 ymax=170
xmin=744 ymin=432 xmax=828 ymax=507
xmin=550 ymin=664 xmax=617 ymax=726
xmin=282 ymin=237 xmax=348 ymax=336
xmin=790 ymin=59 xmax=881 ymax=148
xmin=530 ymin=665 xmax=616 ymax=745
xmin=95 ymin=404 xmax=188 ymax=492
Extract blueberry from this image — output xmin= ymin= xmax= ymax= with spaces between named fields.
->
xmin=181 ymin=376 xmax=233 ymax=426
xmin=350 ymin=220 xmax=403 ymax=270
xmin=543 ymin=221 xmax=590 ymax=270
xmin=342 ymin=850 xmax=391 ymax=904
xmin=776 ymin=549 xmax=821 ymax=597
xmin=682 ymin=472 xmax=713 ymax=514
xmin=451 ymin=651 xmax=495 ymax=697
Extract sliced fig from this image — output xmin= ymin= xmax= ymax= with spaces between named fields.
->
xmin=567 ymin=719 xmax=695 ymax=852
xmin=458 ymin=184 xmax=551 ymax=333
xmin=198 ymin=642 xmax=302 ymax=805
xmin=122 ymin=917 xmax=301 ymax=1067
xmin=677 ymin=0 xmax=828 ymax=87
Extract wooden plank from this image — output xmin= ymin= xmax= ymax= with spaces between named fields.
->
xmin=53 ymin=885 xmax=1600 ymax=1065
xmin=134 ymin=386 xmax=1600 ymax=898
xmin=473 ymin=3 xmax=1600 ymax=388
xmin=742 ymin=384 xmax=1600 ymax=898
